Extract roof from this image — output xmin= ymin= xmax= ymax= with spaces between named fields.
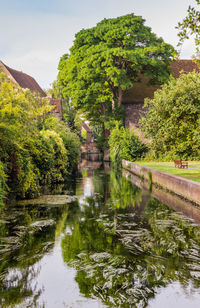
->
xmin=0 ymin=61 xmax=46 ymax=97
xmin=171 ymin=59 xmax=200 ymax=78
xmin=82 ymin=122 xmax=92 ymax=132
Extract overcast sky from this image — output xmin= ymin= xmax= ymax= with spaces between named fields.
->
xmin=0 ymin=0 xmax=197 ymax=88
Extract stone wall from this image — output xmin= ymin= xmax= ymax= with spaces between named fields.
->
xmin=123 ymin=169 xmax=200 ymax=224
xmin=122 ymin=76 xmax=157 ymax=129
xmin=81 ymin=142 xmax=102 ymax=161
xmin=122 ymin=102 xmax=147 ymax=129
xmin=122 ymin=160 xmax=200 ymax=205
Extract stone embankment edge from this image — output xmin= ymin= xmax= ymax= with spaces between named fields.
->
xmin=122 ymin=160 xmax=200 ymax=205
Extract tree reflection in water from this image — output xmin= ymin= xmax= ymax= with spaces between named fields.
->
xmin=62 ymin=169 xmax=200 ymax=307
xmin=1 ymin=168 xmax=200 ymax=307
xmin=0 ymin=199 xmax=70 ymax=308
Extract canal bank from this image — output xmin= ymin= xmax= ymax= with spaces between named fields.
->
xmin=122 ymin=159 xmax=200 ymax=205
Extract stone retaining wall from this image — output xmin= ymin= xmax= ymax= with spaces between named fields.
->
xmin=122 ymin=160 xmax=200 ymax=205
xmin=122 ymin=102 xmax=147 ymax=129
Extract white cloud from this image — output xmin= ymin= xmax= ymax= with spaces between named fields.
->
xmin=0 ymin=12 xmax=98 ymax=88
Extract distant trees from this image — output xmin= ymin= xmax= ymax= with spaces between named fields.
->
xmin=58 ymin=13 xmax=175 ymax=126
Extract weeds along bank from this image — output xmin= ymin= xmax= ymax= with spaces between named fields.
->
xmin=0 ymin=73 xmax=80 ymax=207
xmin=108 ymin=123 xmax=147 ymax=167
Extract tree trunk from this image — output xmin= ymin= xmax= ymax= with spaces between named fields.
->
xmin=101 ymin=102 xmax=106 ymax=114
xmin=118 ymin=86 xmax=122 ymax=107
xmin=101 ymin=104 xmax=110 ymax=139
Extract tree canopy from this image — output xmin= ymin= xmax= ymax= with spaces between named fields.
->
xmin=141 ymin=72 xmax=200 ymax=160
xmin=58 ymin=13 xmax=175 ymax=124
xmin=177 ymin=0 xmax=200 ymax=53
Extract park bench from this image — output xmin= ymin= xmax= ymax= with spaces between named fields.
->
xmin=174 ymin=160 xmax=188 ymax=169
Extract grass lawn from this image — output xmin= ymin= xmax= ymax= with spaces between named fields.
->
xmin=135 ymin=161 xmax=200 ymax=183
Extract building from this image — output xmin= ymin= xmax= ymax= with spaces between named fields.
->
xmin=0 ymin=61 xmax=62 ymax=120
xmin=122 ymin=60 xmax=200 ymax=130
xmin=81 ymin=122 xmax=93 ymax=142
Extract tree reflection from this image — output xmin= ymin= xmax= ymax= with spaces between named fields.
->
xmin=62 ymin=169 xmax=200 ymax=307
xmin=0 ymin=196 xmax=70 ymax=307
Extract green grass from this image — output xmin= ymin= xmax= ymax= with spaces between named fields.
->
xmin=135 ymin=161 xmax=200 ymax=183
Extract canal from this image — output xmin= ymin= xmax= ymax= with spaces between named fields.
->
xmin=1 ymin=163 xmax=200 ymax=307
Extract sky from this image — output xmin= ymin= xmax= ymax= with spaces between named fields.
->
xmin=0 ymin=0 xmax=197 ymax=89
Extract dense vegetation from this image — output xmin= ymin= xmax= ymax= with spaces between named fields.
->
xmin=141 ymin=72 xmax=200 ymax=160
xmin=48 ymin=79 xmax=83 ymax=134
xmin=108 ymin=123 xmax=147 ymax=166
xmin=56 ymin=13 xmax=175 ymax=163
xmin=58 ymin=13 xmax=175 ymax=129
xmin=0 ymin=73 xmax=80 ymax=206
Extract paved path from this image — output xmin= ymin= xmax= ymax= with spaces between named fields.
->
xmin=188 ymin=168 xmax=200 ymax=170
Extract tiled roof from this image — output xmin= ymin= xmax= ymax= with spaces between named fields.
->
xmin=82 ymin=122 xmax=92 ymax=132
xmin=3 ymin=63 xmax=46 ymax=97
xmin=171 ymin=59 xmax=200 ymax=78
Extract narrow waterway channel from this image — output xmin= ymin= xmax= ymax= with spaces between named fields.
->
xmin=1 ymin=162 xmax=200 ymax=307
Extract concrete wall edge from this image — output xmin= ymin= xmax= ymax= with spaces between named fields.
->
xmin=122 ymin=160 xmax=200 ymax=205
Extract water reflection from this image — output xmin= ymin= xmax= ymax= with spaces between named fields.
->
xmin=0 ymin=204 xmax=60 ymax=307
xmin=62 ymin=169 xmax=200 ymax=307
xmin=0 ymin=166 xmax=200 ymax=307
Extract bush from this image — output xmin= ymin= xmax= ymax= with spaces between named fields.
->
xmin=141 ymin=72 xmax=200 ymax=160
xmin=108 ymin=123 xmax=147 ymax=166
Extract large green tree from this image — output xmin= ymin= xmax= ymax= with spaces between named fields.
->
xmin=58 ymin=13 xmax=175 ymax=124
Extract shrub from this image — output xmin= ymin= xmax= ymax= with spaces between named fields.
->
xmin=108 ymin=123 xmax=147 ymax=166
xmin=0 ymin=73 xmax=80 ymax=204
xmin=141 ymin=72 xmax=200 ymax=160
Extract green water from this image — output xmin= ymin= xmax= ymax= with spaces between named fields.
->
xmin=1 ymin=166 xmax=200 ymax=307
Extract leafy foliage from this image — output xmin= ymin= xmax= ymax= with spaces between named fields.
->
xmin=46 ymin=80 xmax=62 ymax=99
xmin=108 ymin=122 xmax=147 ymax=165
xmin=141 ymin=72 xmax=200 ymax=160
xmin=177 ymin=0 xmax=200 ymax=53
xmin=47 ymin=80 xmax=83 ymax=134
xmin=0 ymin=73 xmax=80 ymax=204
xmin=58 ymin=13 xmax=175 ymax=125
